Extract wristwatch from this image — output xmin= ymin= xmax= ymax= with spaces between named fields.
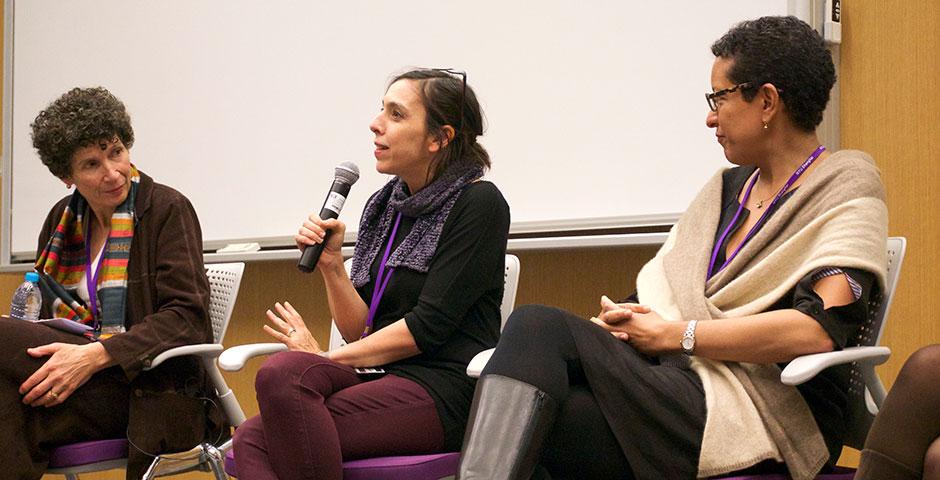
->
xmin=680 ymin=319 xmax=698 ymax=355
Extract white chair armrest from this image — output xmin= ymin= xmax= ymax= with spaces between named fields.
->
xmin=219 ymin=343 xmax=288 ymax=372
xmin=147 ymin=344 xmax=224 ymax=370
xmin=781 ymin=346 xmax=891 ymax=385
xmin=466 ymin=348 xmax=494 ymax=378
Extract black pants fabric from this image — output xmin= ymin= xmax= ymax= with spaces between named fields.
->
xmin=482 ymin=305 xmax=706 ymax=479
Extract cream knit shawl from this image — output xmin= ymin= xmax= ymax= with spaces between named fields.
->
xmin=636 ymin=150 xmax=887 ymax=479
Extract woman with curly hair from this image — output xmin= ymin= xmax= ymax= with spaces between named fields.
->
xmin=457 ymin=16 xmax=887 ymax=480
xmin=0 ymin=87 xmax=220 ymax=478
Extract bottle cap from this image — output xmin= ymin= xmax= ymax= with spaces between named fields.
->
xmin=25 ymin=271 xmax=40 ymax=282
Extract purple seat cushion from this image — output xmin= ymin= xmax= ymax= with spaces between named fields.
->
xmin=715 ymin=466 xmax=856 ymax=479
xmin=224 ymin=449 xmax=459 ymax=479
xmin=224 ymin=448 xmax=237 ymax=476
xmin=48 ymin=438 xmax=128 ymax=468
xmin=342 ymin=453 xmax=460 ymax=480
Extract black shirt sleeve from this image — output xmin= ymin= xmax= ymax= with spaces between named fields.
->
xmin=789 ymin=267 xmax=876 ymax=349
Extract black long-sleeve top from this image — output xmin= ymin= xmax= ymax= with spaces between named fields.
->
xmin=354 ymin=181 xmax=510 ymax=449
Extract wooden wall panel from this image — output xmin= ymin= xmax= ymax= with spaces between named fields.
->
xmin=836 ymin=0 xmax=940 ymax=466
xmin=841 ymin=0 xmax=940 ymax=390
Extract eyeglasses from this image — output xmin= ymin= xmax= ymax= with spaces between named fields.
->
xmin=705 ymin=82 xmax=752 ymax=112
xmin=430 ymin=68 xmax=467 ymax=132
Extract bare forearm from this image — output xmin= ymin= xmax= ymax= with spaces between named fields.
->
xmin=692 ymin=309 xmax=834 ymax=363
xmin=327 ymin=319 xmax=421 ymax=367
xmin=320 ymin=260 xmax=369 ymax=341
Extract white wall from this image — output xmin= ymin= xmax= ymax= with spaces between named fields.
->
xmin=3 ymin=0 xmax=786 ymax=261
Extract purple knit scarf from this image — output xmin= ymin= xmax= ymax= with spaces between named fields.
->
xmin=350 ymin=163 xmax=484 ymax=288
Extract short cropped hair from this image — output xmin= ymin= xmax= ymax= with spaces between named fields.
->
xmin=711 ymin=16 xmax=836 ymax=132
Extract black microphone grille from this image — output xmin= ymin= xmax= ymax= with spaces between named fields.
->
xmin=335 ymin=162 xmax=360 ymax=185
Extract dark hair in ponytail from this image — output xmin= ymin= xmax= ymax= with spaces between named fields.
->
xmin=390 ymin=69 xmax=490 ymax=183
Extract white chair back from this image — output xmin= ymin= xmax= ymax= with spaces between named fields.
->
xmin=843 ymin=236 xmax=906 ymax=449
xmin=205 ymin=262 xmax=245 ymax=343
xmin=329 ymin=254 xmax=521 ymax=349
xmin=499 ymin=254 xmax=521 ymax=331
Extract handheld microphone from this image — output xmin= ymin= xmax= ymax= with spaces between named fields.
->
xmin=298 ymin=162 xmax=360 ymax=273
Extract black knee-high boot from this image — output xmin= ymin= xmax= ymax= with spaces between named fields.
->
xmin=457 ymin=374 xmax=559 ymax=480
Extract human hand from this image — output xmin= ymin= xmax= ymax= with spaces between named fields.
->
xmin=295 ymin=213 xmax=346 ymax=269
xmin=263 ymin=301 xmax=323 ymax=354
xmin=590 ymin=295 xmax=651 ymax=330
xmin=19 ymin=342 xmax=112 ymax=407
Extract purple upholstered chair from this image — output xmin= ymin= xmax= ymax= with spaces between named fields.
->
xmin=219 ymin=255 xmax=520 ymax=479
xmin=223 ymin=450 xmax=461 ymax=480
xmin=45 ymin=263 xmax=247 ymax=480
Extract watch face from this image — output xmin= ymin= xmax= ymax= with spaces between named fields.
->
xmin=681 ymin=337 xmax=695 ymax=350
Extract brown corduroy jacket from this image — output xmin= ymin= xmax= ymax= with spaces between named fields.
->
xmin=39 ymin=171 xmax=223 ymax=477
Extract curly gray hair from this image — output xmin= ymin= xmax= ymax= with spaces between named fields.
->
xmin=30 ymin=87 xmax=135 ymax=178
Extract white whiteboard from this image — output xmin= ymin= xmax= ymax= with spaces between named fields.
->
xmin=3 ymin=0 xmax=788 ymax=261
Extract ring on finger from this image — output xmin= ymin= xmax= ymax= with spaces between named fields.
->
xmin=287 ymin=328 xmax=297 ymax=337
xmin=48 ymin=391 xmax=59 ymax=400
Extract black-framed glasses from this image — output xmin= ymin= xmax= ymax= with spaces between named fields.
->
xmin=705 ymin=82 xmax=752 ymax=112
xmin=430 ymin=68 xmax=467 ymax=132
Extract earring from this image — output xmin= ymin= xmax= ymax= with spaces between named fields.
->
xmin=763 ymin=122 xmax=769 ymax=130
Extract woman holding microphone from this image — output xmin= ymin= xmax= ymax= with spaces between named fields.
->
xmin=232 ymin=69 xmax=510 ymax=479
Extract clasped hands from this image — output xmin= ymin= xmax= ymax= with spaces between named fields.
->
xmin=589 ymin=295 xmax=677 ymax=355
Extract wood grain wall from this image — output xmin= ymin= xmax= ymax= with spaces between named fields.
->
xmin=0 ymin=1 xmax=932 ymax=477
xmin=833 ymin=0 xmax=940 ymax=465
xmin=841 ymin=0 xmax=940 ymax=378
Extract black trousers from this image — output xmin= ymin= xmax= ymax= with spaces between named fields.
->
xmin=483 ymin=304 xmax=709 ymax=479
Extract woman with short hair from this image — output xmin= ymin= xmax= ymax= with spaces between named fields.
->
xmin=457 ymin=16 xmax=888 ymax=480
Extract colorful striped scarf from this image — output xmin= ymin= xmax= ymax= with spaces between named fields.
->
xmin=34 ymin=165 xmax=139 ymax=337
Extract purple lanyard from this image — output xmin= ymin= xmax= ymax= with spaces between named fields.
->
xmin=362 ymin=212 xmax=403 ymax=338
xmin=84 ymin=222 xmax=108 ymax=321
xmin=707 ymin=145 xmax=826 ymax=280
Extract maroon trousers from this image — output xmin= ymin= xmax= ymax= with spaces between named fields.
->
xmin=232 ymin=351 xmax=446 ymax=480
xmin=0 ymin=317 xmax=130 ymax=479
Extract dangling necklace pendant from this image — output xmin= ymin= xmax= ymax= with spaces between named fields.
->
xmin=756 ymin=199 xmax=764 ymax=209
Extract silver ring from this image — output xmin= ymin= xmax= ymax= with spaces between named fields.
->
xmin=287 ymin=328 xmax=297 ymax=337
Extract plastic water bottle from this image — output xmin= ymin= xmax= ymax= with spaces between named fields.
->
xmin=10 ymin=271 xmax=43 ymax=321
